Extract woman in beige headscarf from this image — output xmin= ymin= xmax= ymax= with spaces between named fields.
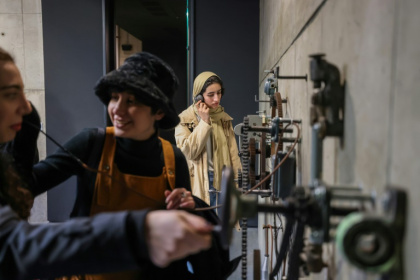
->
xmin=175 ymin=71 xmax=242 ymax=207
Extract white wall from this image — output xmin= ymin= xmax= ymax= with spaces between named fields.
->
xmin=259 ymin=0 xmax=420 ymax=279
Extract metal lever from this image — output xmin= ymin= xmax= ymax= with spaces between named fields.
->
xmin=264 ymin=67 xmax=308 ymax=96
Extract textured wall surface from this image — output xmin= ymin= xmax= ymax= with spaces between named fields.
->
xmin=0 ymin=0 xmax=47 ymax=223
xmin=258 ymin=0 xmax=419 ymax=279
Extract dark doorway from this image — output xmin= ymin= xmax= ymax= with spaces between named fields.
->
xmin=113 ymin=0 xmax=188 ymax=143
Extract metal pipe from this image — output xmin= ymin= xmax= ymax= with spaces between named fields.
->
xmin=278 ymin=118 xmax=302 ymax=124
xmin=329 ymin=185 xmax=362 ymax=192
xmin=281 ymin=138 xmax=301 ymax=143
xmin=330 ymin=206 xmax=360 ymax=216
xmin=278 ymin=75 xmax=307 ymax=81
xmin=248 ymin=126 xmax=293 ymax=133
xmin=331 ymin=194 xmax=375 ymax=202
xmin=237 ymin=189 xmax=272 ymax=196
xmin=310 ymin=123 xmax=323 ymax=186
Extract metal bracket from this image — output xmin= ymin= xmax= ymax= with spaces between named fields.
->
xmin=263 ymin=66 xmax=307 ymax=97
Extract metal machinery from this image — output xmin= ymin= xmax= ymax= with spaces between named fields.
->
xmin=233 ymin=66 xmax=304 ymax=279
xmin=220 ymin=54 xmax=407 ymax=280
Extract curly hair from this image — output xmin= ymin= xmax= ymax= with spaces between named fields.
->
xmin=0 ymin=47 xmax=14 ymax=63
xmin=0 ymin=153 xmax=34 ymax=220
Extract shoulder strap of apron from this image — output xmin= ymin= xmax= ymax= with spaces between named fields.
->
xmin=86 ymin=127 xmax=106 ymax=194
xmin=105 ymin=126 xmax=114 ymax=135
xmin=159 ymin=137 xmax=176 ymax=190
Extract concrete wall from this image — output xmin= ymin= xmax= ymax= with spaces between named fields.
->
xmin=258 ymin=0 xmax=419 ymax=279
xmin=0 ymin=0 xmax=47 ymax=223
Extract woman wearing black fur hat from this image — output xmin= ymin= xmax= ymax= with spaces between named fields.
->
xmin=19 ymin=52 xmax=233 ymax=279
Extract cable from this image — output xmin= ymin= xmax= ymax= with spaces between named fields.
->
xmin=269 ymin=215 xmax=294 ymax=280
xmin=268 ymin=224 xmax=274 ymax=273
xmin=24 ymin=121 xmax=108 ymax=175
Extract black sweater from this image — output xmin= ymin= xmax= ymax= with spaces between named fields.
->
xmin=31 ymin=128 xmax=191 ymax=217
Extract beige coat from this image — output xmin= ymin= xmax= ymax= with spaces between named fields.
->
xmin=175 ymin=105 xmax=242 ymax=204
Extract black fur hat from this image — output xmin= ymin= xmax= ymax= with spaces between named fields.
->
xmin=95 ymin=52 xmax=180 ymax=129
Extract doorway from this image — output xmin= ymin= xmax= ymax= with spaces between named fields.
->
xmin=109 ymin=0 xmax=188 ymax=143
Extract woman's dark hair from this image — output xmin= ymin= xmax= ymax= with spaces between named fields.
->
xmin=123 ymin=89 xmax=160 ymax=114
xmin=0 ymin=153 xmax=34 ymax=220
xmin=198 ymin=75 xmax=225 ymax=96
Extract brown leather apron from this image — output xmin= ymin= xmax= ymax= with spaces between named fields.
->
xmin=58 ymin=127 xmax=176 ymax=280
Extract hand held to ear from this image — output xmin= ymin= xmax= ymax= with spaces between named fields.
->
xmin=145 ymin=210 xmax=212 ymax=267
xmin=195 ymin=101 xmax=210 ymax=124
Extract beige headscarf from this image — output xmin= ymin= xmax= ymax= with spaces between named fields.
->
xmin=193 ymin=71 xmax=220 ymax=99
xmin=193 ymin=71 xmax=231 ymax=190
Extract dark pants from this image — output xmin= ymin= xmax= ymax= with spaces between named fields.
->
xmin=208 ymin=171 xmax=216 ymax=207
xmin=208 ymin=171 xmax=219 ymax=215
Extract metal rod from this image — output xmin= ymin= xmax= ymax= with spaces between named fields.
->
xmin=255 ymin=95 xmax=287 ymax=103
xmin=329 ymin=185 xmax=362 ymax=192
xmin=281 ymin=138 xmax=301 ymax=143
xmin=255 ymin=95 xmax=270 ymax=103
xmin=331 ymin=194 xmax=375 ymax=201
xmin=277 ymin=75 xmax=308 ymax=81
xmin=279 ymin=118 xmax=302 ymax=124
xmin=310 ymin=123 xmax=323 ymax=186
xmin=237 ymin=189 xmax=272 ymax=196
xmin=248 ymin=126 xmax=293 ymax=133
xmin=257 ymin=204 xmax=294 ymax=215
xmin=330 ymin=206 xmax=360 ymax=216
